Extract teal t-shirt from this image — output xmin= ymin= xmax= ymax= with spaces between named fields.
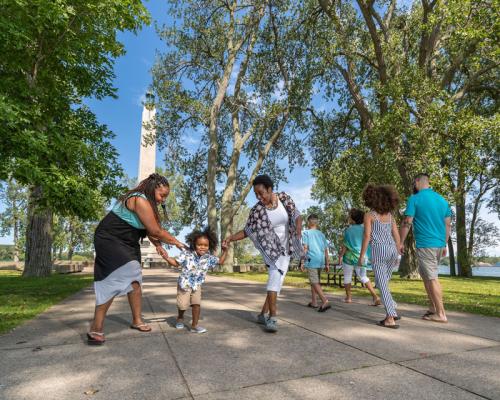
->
xmin=342 ymin=224 xmax=370 ymax=266
xmin=302 ymin=229 xmax=328 ymax=268
xmin=112 ymin=192 xmax=147 ymax=229
xmin=405 ymin=188 xmax=451 ymax=249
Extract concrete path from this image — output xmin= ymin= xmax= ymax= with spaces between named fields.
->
xmin=1 ymin=269 xmax=499 ymax=400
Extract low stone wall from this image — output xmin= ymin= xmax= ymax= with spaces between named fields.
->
xmin=232 ymin=261 xmax=301 ymax=273
xmin=0 ymin=261 xmax=24 ymax=271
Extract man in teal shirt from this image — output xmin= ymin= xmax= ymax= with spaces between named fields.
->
xmin=400 ymin=173 xmax=452 ymax=323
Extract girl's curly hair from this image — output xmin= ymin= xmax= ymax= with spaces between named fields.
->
xmin=186 ymin=226 xmax=218 ymax=252
xmin=362 ymin=184 xmax=400 ymax=214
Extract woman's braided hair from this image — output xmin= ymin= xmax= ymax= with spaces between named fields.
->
xmin=120 ymin=173 xmax=169 ymax=223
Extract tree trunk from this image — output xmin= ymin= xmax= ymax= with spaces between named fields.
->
xmin=455 ymin=176 xmax=472 ymax=277
xmin=13 ymin=217 xmax=19 ymax=263
xmin=399 ymin=230 xmax=420 ymax=279
xmin=220 ymin=213 xmax=235 ymax=272
xmin=448 ymin=237 xmax=456 ymax=276
xmin=23 ymin=186 xmax=53 ymax=277
xmin=68 ymin=224 xmax=75 ymax=260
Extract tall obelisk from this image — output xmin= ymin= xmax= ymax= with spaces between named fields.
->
xmin=138 ymin=92 xmax=156 ymax=181
xmin=137 ymin=93 xmax=162 ymax=266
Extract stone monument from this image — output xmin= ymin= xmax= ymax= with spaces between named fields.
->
xmin=138 ymin=93 xmax=164 ymax=267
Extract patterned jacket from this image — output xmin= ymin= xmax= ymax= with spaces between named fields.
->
xmin=244 ymin=192 xmax=304 ymax=273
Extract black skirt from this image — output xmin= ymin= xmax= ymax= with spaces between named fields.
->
xmin=93 ymin=211 xmax=147 ymax=282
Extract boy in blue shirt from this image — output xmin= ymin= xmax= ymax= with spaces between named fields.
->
xmin=300 ymin=214 xmax=331 ymax=312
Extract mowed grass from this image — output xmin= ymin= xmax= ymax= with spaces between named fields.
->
xmin=212 ymin=270 xmax=500 ymax=317
xmin=0 ymin=271 xmax=93 ymax=334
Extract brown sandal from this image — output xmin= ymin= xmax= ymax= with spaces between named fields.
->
xmin=130 ymin=323 xmax=152 ymax=332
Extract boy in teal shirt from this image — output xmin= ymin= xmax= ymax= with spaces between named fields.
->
xmin=300 ymin=214 xmax=331 ymax=312
xmin=338 ymin=209 xmax=380 ymax=305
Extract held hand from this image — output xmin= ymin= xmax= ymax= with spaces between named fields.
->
xmin=222 ymin=237 xmax=231 ymax=249
xmin=221 ymin=241 xmax=228 ymax=251
xmin=399 ymin=244 xmax=405 ymax=255
xmin=156 ymin=246 xmax=169 ymax=261
xmin=442 ymin=247 xmax=447 ymax=257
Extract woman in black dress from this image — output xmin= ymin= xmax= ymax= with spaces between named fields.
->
xmin=88 ymin=173 xmax=184 ymax=345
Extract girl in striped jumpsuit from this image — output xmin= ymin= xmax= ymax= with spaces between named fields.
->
xmin=358 ymin=184 xmax=402 ymax=329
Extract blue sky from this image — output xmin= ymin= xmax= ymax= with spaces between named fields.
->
xmin=1 ymin=1 xmax=498 ymax=256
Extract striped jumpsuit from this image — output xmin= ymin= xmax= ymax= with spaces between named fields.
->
xmin=370 ymin=211 xmax=398 ymax=317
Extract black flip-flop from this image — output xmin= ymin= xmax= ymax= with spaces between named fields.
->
xmin=394 ymin=315 xmax=402 ymax=321
xmin=377 ymin=320 xmax=399 ymax=329
xmin=422 ymin=311 xmax=435 ymax=318
xmin=87 ymin=332 xmax=105 ymax=345
xmin=317 ymin=304 xmax=331 ymax=312
xmin=307 ymin=302 xmax=319 ymax=308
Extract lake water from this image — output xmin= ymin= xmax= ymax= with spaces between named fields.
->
xmin=365 ymin=264 xmax=500 ymax=278
xmin=437 ymin=265 xmax=500 ymax=278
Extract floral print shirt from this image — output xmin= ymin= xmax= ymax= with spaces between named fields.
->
xmin=244 ymin=192 xmax=304 ymax=273
xmin=177 ymin=249 xmax=219 ymax=291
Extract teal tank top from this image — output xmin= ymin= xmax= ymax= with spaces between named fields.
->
xmin=112 ymin=192 xmax=147 ymax=229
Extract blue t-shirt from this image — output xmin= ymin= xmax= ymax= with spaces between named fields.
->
xmin=405 ymin=188 xmax=451 ymax=249
xmin=342 ymin=224 xmax=370 ymax=266
xmin=302 ymin=229 xmax=328 ymax=268
xmin=112 ymin=193 xmax=147 ymax=229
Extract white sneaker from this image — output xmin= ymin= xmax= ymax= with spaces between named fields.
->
xmin=190 ymin=326 xmax=207 ymax=334
xmin=175 ymin=321 xmax=184 ymax=329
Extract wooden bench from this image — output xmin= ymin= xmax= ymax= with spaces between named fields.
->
xmin=324 ymin=264 xmax=362 ymax=288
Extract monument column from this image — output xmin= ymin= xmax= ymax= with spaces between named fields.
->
xmin=137 ymin=93 xmax=163 ymax=267
xmin=138 ymin=93 xmax=156 ymax=181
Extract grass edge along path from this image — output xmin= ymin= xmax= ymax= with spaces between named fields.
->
xmin=212 ymin=271 xmax=500 ymax=318
xmin=0 ymin=271 xmax=93 ymax=335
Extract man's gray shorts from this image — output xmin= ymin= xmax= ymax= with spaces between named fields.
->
xmin=416 ymin=248 xmax=442 ymax=280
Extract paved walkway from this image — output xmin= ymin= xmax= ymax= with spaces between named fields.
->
xmin=1 ymin=269 xmax=499 ymax=400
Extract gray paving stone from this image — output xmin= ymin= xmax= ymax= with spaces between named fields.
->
xmin=166 ymin=324 xmax=386 ymax=395
xmin=402 ymin=345 xmax=500 ymax=400
xmin=0 ymin=335 xmax=190 ymax=400
xmin=196 ymin=363 xmax=483 ymax=400
xmin=1 ymin=269 xmax=498 ymax=400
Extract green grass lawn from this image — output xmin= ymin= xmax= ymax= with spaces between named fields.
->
xmin=0 ymin=271 xmax=93 ymax=335
xmin=212 ymin=270 xmax=500 ymax=317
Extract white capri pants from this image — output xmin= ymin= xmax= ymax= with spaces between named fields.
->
xmin=267 ymin=255 xmax=290 ymax=294
xmin=343 ymin=263 xmax=370 ymax=285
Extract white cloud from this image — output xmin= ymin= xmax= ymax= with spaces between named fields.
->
xmin=181 ymin=134 xmax=200 ymax=145
xmin=282 ymin=180 xmax=318 ymax=212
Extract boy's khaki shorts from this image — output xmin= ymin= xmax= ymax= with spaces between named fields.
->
xmin=307 ymin=268 xmax=321 ymax=285
xmin=177 ymin=286 xmax=201 ymax=310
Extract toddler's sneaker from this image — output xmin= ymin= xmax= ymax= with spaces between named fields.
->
xmin=265 ymin=317 xmax=278 ymax=333
xmin=175 ymin=321 xmax=184 ymax=329
xmin=190 ymin=326 xmax=207 ymax=334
